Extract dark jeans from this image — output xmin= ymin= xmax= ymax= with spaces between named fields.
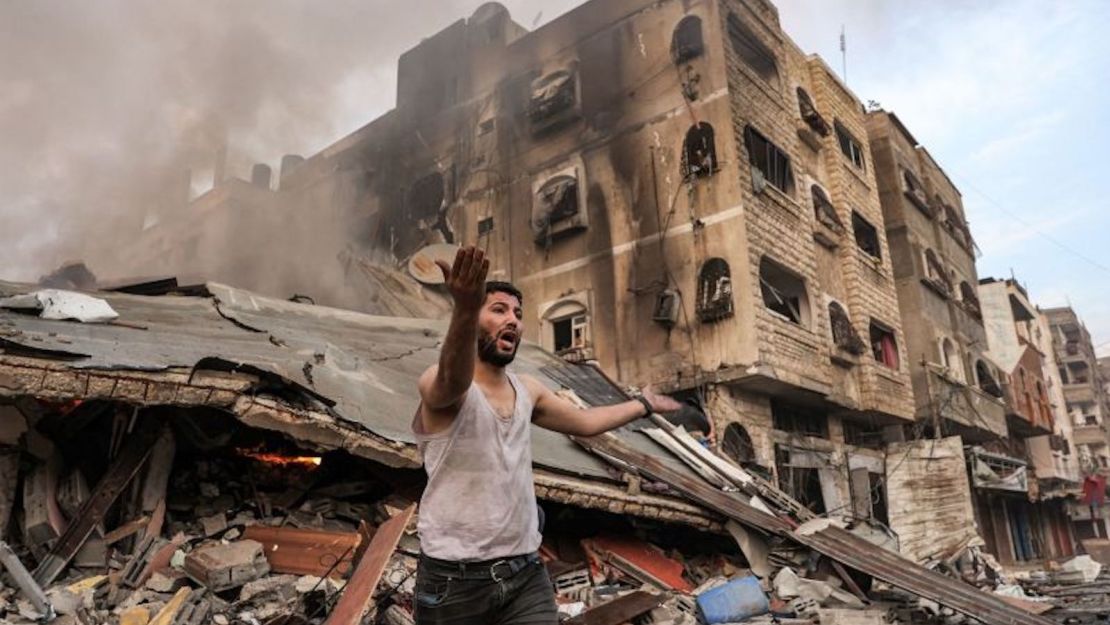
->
xmin=413 ymin=553 xmax=558 ymax=625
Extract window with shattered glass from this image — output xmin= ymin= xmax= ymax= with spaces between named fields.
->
xmin=528 ymin=70 xmax=576 ymax=123
xmin=696 ymin=257 xmax=733 ymax=322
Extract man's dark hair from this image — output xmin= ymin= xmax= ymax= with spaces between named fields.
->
xmin=485 ymin=281 xmax=523 ymax=306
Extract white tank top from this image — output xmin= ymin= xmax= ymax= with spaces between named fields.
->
xmin=413 ymin=373 xmax=541 ymax=561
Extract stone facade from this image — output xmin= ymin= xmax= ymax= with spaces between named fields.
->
xmin=1045 ymin=307 xmax=1110 ymax=474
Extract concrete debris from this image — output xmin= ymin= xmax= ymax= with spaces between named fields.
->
xmin=0 ymin=289 xmax=119 ymax=323
xmin=182 ymin=539 xmax=270 ymax=591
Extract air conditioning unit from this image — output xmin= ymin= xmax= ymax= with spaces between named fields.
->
xmin=653 ymin=289 xmax=680 ymax=328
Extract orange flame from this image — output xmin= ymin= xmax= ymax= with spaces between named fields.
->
xmin=236 ymin=449 xmax=322 ymax=468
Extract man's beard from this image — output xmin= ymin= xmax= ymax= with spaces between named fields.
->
xmin=478 ymin=332 xmax=517 ymax=367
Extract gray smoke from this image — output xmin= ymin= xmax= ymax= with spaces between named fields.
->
xmin=0 ymin=0 xmax=581 ymax=289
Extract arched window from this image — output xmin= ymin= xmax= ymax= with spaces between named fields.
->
xmin=924 ymin=249 xmax=951 ymax=294
xmin=759 ymin=257 xmax=809 ymax=327
xmin=682 ymin=123 xmax=717 ymax=179
xmin=722 ymin=422 xmax=756 ymax=465
xmin=543 ymin=300 xmax=590 ymax=355
xmin=727 ymin=12 xmax=779 ymax=87
xmin=671 ymin=16 xmax=704 ymax=64
xmin=940 ymin=338 xmax=964 ymax=382
xmin=796 ymin=87 xmax=828 ymax=135
xmin=532 ymin=174 xmax=583 ymax=242
xmin=697 ymin=257 xmax=733 ymax=322
xmin=976 ymin=360 xmax=1003 ymax=398
xmin=811 ymin=184 xmax=843 ymax=232
xmin=828 ymin=301 xmax=865 ymax=354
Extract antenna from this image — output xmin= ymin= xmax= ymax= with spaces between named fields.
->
xmin=840 ymin=25 xmax=847 ymax=84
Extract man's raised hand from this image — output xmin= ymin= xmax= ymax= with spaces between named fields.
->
xmin=436 ymin=246 xmax=490 ymax=313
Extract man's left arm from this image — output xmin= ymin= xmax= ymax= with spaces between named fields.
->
xmin=526 ymin=375 xmax=682 ymax=437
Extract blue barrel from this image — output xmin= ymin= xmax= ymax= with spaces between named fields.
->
xmin=696 ymin=576 xmax=770 ymax=624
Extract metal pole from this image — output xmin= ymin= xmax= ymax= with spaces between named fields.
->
xmin=0 ymin=540 xmax=55 ymax=620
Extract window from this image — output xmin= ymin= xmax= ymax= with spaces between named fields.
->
xmin=959 ymin=281 xmax=981 ymax=318
xmin=942 ymin=204 xmax=971 ymax=248
xmin=697 ymin=257 xmax=734 ymax=322
xmin=852 ymin=211 xmax=881 ymax=259
xmin=477 ymin=216 xmax=494 ymax=236
xmin=796 ymin=87 xmax=829 ymax=135
xmin=532 ymin=174 xmax=584 ymax=242
xmin=727 ymin=12 xmax=779 ymax=87
xmin=940 ymin=338 xmax=964 ymax=382
xmin=869 ymin=321 xmax=899 ymax=370
xmin=406 ymin=172 xmax=445 ymax=223
xmin=924 ymin=249 xmax=951 ymax=294
xmin=721 ymin=422 xmax=756 ymax=465
xmin=759 ymin=257 xmax=809 ymax=327
xmin=772 ymin=400 xmax=828 ymax=438
xmin=682 ymin=123 xmax=718 ymax=179
xmin=834 ymin=120 xmax=865 ymax=169
xmin=671 ymin=16 xmax=704 ymax=64
xmin=828 ymin=301 xmax=865 ymax=354
xmin=976 ymin=360 xmax=1003 ymax=398
xmin=811 ymin=185 xmax=843 ymax=232
xmin=744 ymin=125 xmax=794 ymax=194
xmin=545 ymin=300 xmax=590 ymax=355
xmin=902 ymin=169 xmax=929 ymax=212
xmin=528 ymin=69 xmax=577 ymax=130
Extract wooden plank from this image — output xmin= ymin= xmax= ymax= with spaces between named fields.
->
xmin=33 ymin=417 xmax=162 ymax=586
xmin=323 ymin=504 xmax=416 ymax=625
xmin=104 ymin=515 xmax=151 ymax=545
xmin=564 ymin=591 xmax=664 ymax=625
xmin=243 ymin=525 xmax=362 ymax=577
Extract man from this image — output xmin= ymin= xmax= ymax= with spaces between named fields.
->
xmin=412 ymin=246 xmax=681 ymax=624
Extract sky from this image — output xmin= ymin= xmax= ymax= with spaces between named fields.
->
xmin=1 ymin=0 xmax=1107 ymax=354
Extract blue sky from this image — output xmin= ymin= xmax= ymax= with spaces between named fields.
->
xmin=1 ymin=0 xmax=1106 ymax=354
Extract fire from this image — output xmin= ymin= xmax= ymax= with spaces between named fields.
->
xmin=236 ymin=448 xmax=322 ymax=468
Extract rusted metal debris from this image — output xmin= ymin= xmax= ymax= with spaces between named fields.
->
xmin=242 ymin=525 xmax=362 ymax=577
xmin=574 ymin=431 xmax=1057 ymax=625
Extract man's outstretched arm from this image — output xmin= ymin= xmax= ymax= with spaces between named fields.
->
xmin=527 ymin=376 xmax=681 ymax=437
xmin=418 ymin=247 xmax=489 ymax=428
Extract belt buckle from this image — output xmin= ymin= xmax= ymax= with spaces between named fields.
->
xmin=489 ymin=559 xmax=510 ymax=583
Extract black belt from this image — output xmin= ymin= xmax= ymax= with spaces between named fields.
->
xmin=419 ymin=552 xmax=541 ymax=582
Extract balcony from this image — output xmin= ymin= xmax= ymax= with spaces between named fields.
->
xmin=1002 ymin=383 xmax=1054 ymax=437
xmin=1073 ymin=422 xmax=1109 ymax=446
xmin=1063 ymin=383 xmax=1096 ymax=404
xmin=929 ymin=369 xmax=1007 ymax=442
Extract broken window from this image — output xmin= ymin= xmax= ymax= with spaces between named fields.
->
xmin=744 ymin=125 xmax=794 ymax=194
xmin=528 ymin=70 xmax=577 ymax=127
xmin=940 ymin=338 xmax=964 ymax=382
xmin=902 ymin=169 xmax=929 ymax=212
xmin=772 ymin=400 xmax=828 ymax=438
xmin=532 ymin=174 xmax=583 ymax=242
xmin=869 ymin=321 xmax=899 ymax=370
xmin=406 ymin=172 xmax=445 ymax=224
xmin=811 ymin=184 xmax=843 ymax=232
xmin=727 ymin=12 xmax=779 ymax=87
xmin=775 ymin=446 xmax=826 ymax=514
xmin=696 ymin=257 xmax=734 ymax=322
xmin=682 ymin=123 xmax=717 ymax=179
xmin=924 ymin=249 xmax=951 ymax=294
xmin=796 ymin=87 xmax=829 ymax=135
xmin=548 ymin=301 xmax=589 ymax=355
xmin=828 ymin=301 xmax=865 ymax=355
xmin=852 ymin=211 xmax=881 ymax=259
xmin=671 ymin=16 xmax=704 ymax=64
xmin=959 ymin=281 xmax=981 ymax=318
xmin=942 ymin=204 xmax=970 ymax=248
xmin=721 ymin=422 xmax=756 ymax=466
xmin=834 ymin=120 xmax=865 ymax=169
xmin=759 ymin=256 xmax=809 ymax=327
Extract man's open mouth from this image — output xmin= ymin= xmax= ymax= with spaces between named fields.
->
xmin=497 ymin=331 xmax=518 ymax=350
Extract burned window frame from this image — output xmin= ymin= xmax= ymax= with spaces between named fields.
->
xmin=744 ymin=125 xmax=794 ymax=195
xmin=828 ymin=300 xmax=866 ymax=355
xmin=696 ymin=257 xmax=734 ymax=322
xmin=796 ymin=87 xmax=829 ymax=136
xmin=671 ymin=15 xmax=705 ymax=64
xmin=532 ymin=172 xmax=585 ymax=243
xmin=759 ymin=256 xmax=810 ymax=328
xmin=727 ymin=12 xmax=780 ymax=88
xmin=975 ymin=359 xmax=1004 ymax=398
xmin=869 ymin=320 xmax=900 ymax=370
xmin=851 ymin=211 xmax=881 ymax=260
xmin=682 ymin=122 xmax=718 ymax=179
xmin=527 ymin=69 xmax=579 ymax=131
xmin=833 ymin=120 xmax=865 ymax=170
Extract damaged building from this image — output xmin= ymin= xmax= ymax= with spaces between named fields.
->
xmin=4 ymin=0 xmax=1110 ymax=623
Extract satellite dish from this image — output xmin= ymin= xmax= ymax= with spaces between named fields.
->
xmin=408 ymin=243 xmax=460 ymax=285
